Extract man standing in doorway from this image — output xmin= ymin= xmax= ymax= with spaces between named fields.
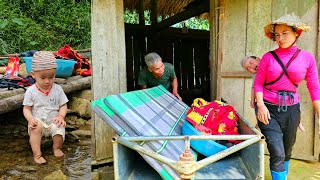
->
xmin=138 ymin=52 xmax=182 ymax=101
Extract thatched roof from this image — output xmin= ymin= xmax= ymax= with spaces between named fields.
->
xmin=124 ymin=0 xmax=207 ymax=18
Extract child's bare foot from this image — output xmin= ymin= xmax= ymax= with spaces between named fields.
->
xmin=34 ymin=155 xmax=47 ymax=164
xmin=53 ymin=148 xmax=64 ymax=157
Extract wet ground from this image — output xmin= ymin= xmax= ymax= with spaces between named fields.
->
xmin=264 ymin=155 xmax=320 ymax=180
xmin=0 ymin=111 xmax=91 ymax=179
xmin=0 ymin=136 xmax=91 ymax=179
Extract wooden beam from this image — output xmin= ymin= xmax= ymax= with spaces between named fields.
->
xmin=209 ymin=0 xmax=219 ymax=100
xmin=138 ymin=0 xmax=145 ymax=25
xmin=221 ymin=71 xmax=252 ymax=78
xmin=155 ymin=0 xmax=209 ymax=31
xmin=124 ymin=24 xmax=210 ymax=40
xmin=150 ymin=0 xmax=157 ymax=25
xmin=316 ymin=0 xmax=320 ymax=159
xmin=91 ymin=0 xmax=126 ymax=164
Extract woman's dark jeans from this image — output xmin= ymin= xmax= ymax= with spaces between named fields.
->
xmin=258 ymin=103 xmax=300 ymax=172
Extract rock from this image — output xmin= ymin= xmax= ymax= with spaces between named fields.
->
xmin=7 ymin=175 xmax=23 ymax=180
xmin=11 ymin=145 xmax=25 ymax=152
xmin=15 ymin=125 xmax=27 ymax=132
xmin=18 ymin=118 xmax=28 ymax=126
xmin=72 ymin=130 xmax=91 ymax=137
xmin=66 ymin=109 xmax=76 ymax=114
xmin=66 ymin=115 xmax=78 ymax=122
xmin=0 ymin=129 xmax=11 ymax=135
xmin=18 ymin=63 xmax=28 ymax=77
xmin=70 ymin=90 xmax=92 ymax=101
xmin=65 ymin=132 xmax=80 ymax=143
xmin=44 ymin=170 xmax=68 ymax=180
xmin=68 ymin=97 xmax=91 ymax=119
xmin=65 ymin=124 xmax=79 ymax=132
xmin=75 ymin=118 xmax=86 ymax=126
xmin=77 ymin=140 xmax=91 ymax=146
xmin=17 ymin=174 xmax=38 ymax=180
xmin=20 ymin=131 xmax=29 ymax=137
xmin=86 ymin=119 xmax=92 ymax=125
xmin=65 ymin=117 xmax=76 ymax=125
xmin=7 ymin=170 xmax=21 ymax=175
xmin=15 ymin=165 xmax=37 ymax=172
xmin=94 ymin=166 xmax=114 ymax=180
xmin=54 ymin=78 xmax=67 ymax=84
xmin=91 ymin=170 xmax=99 ymax=180
xmin=0 ymin=66 xmax=6 ymax=74
xmin=41 ymin=137 xmax=53 ymax=148
xmin=13 ymin=125 xmax=26 ymax=134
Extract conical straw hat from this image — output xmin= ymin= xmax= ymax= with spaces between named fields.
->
xmin=264 ymin=13 xmax=311 ymax=40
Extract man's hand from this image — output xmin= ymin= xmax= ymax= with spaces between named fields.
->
xmin=172 ymin=91 xmax=182 ymax=101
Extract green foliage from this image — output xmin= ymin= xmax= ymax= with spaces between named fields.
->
xmin=124 ymin=9 xmax=151 ymax=25
xmin=124 ymin=9 xmax=209 ymax=30
xmin=124 ymin=9 xmax=139 ymax=24
xmin=0 ymin=0 xmax=90 ymax=54
xmin=0 ymin=1 xmax=208 ymax=55
xmin=172 ymin=17 xmax=209 ymax=31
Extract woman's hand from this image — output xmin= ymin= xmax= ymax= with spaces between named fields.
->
xmin=312 ymin=100 xmax=320 ymax=135
xmin=318 ymin=113 xmax=320 ymax=135
xmin=257 ymin=105 xmax=270 ymax=125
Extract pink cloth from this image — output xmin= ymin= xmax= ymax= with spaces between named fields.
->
xmin=254 ymin=45 xmax=320 ymax=105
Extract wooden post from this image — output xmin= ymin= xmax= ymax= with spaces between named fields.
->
xmin=139 ymin=0 xmax=145 ymax=25
xmin=150 ymin=0 xmax=157 ymax=25
xmin=91 ymin=0 xmax=127 ymax=165
xmin=316 ymin=0 xmax=320 ymax=159
xmin=209 ymin=0 xmax=220 ymax=100
xmin=138 ymin=0 xmax=146 ymax=69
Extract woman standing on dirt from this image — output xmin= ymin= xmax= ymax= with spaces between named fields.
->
xmin=254 ymin=14 xmax=320 ymax=180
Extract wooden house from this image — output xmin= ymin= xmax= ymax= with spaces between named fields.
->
xmin=91 ymin=0 xmax=320 ymax=166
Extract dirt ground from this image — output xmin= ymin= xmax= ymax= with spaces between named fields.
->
xmin=264 ymin=155 xmax=320 ymax=180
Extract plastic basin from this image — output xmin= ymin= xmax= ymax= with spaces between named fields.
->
xmin=23 ymin=57 xmax=77 ymax=78
xmin=182 ymin=121 xmax=228 ymax=156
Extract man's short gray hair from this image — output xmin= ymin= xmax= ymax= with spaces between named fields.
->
xmin=145 ymin=52 xmax=162 ymax=67
xmin=240 ymin=55 xmax=257 ymax=69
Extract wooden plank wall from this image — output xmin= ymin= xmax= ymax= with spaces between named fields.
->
xmin=91 ymin=0 xmax=126 ymax=164
xmin=125 ymin=26 xmax=211 ymax=105
xmin=219 ymin=0 xmax=319 ymax=161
